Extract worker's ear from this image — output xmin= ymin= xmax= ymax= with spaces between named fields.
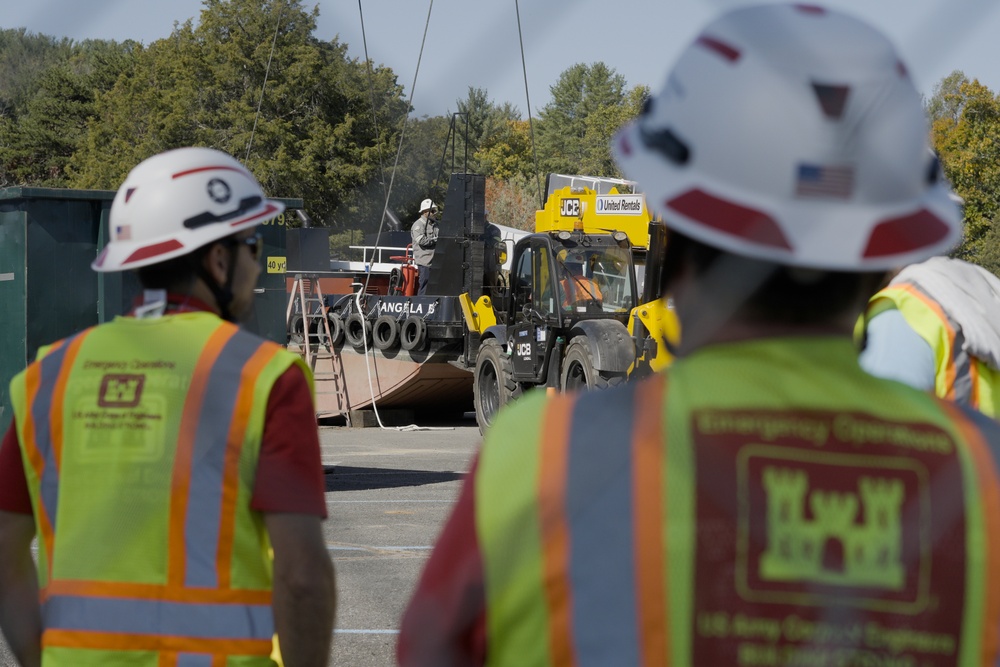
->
xmin=200 ymin=242 xmax=231 ymax=285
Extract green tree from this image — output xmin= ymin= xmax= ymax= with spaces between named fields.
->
xmin=535 ymin=62 xmax=642 ymax=177
xmin=450 ymin=87 xmax=521 ymax=175
xmin=928 ymin=71 xmax=1000 ymax=263
xmin=68 ymin=0 xmax=409 ymax=230
xmin=475 ymin=119 xmax=536 ymax=182
xmin=0 ymin=36 xmax=137 ymax=187
xmin=0 ymin=28 xmax=74 ymax=116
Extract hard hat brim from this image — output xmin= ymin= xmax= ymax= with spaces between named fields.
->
xmin=613 ymin=122 xmax=962 ymax=271
xmin=92 ymin=200 xmax=285 ymax=272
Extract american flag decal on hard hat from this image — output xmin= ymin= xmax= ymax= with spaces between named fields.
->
xmin=116 ymin=225 xmax=132 ymax=241
xmin=795 ymin=163 xmax=854 ymax=199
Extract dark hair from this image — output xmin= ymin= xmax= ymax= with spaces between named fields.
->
xmin=660 ymin=232 xmax=887 ymax=325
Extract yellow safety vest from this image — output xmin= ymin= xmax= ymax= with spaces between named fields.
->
xmin=477 ymin=338 xmax=1000 ymax=666
xmin=9 ymin=312 xmax=310 ymax=666
xmin=866 ymin=283 xmax=1000 ymax=417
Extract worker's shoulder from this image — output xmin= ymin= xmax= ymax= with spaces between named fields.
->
xmin=488 ymin=379 xmax=648 ymax=443
xmin=950 ymin=400 xmax=1000 ymax=451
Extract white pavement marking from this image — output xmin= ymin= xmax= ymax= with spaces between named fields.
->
xmin=326 ymin=499 xmax=454 ymax=503
xmin=328 ymin=546 xmax=432 ymax=551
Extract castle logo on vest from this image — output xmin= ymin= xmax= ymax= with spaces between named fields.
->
xmin=98 ymin=374 xmax=145 ymax=408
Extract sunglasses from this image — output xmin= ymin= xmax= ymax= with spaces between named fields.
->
xmin=226 ymin=232 xmax=264 ymax=261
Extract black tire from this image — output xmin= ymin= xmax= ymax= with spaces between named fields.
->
xmin=344 ymin=313 xmax=371 ymax=350
xmin=372 ymin=315 xmax=400 ymax=351
xmin=474 ymin=339 xmax=516 ymax=435
xmin=560 ymin=338 xmax=627 ymax=392
xmin=326 ymin=311 xmax=345 ymax=347
xmin=287 ymin=314 xmax=305 ymax=345
xmin=399 ymin=316 xmax=427 ymax=351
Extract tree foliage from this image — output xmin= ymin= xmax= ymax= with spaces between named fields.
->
xmin=485 ymin=174 xmax=540 ymax=231
xmin=928 ymin=70 xmax=1000 ymax=265
xmin=0 ymin=10 xmax=657 ymax=235
xmin=535 ymin=62 xmax=645 ymax=177
xmin=451 ymin=87 xmax=521 ymax=175
xmin=0 ymin=34 xmax=136 ymax=187
xmin=66 ymin=0 xmax=409 ymax=230
xmin=0 ymin=28 xmax=75 ymax=115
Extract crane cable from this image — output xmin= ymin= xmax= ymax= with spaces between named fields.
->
xmin=515 ymin=0 xmax=544 ymax=209
xmin=352 ymin=0 xmax=452 ymax=432
xmin=245 ymin=3 xmax=284 ymax=162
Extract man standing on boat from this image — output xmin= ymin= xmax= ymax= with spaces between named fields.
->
xmin=411 ymin=198 xmax=439 ymax=295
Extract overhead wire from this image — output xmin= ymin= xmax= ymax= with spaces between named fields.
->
xmin=350 ymin=0 xmax=452 ymax=431
xmin=515 ymin=0 xmax=544 ymax=210
xmin=245 ymin=3 xmax=284 ymax=162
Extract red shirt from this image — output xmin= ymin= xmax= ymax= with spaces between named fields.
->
xmin=397 ymin=455 xmax=487 ymax=665
xmin=0 ymin=299 xmax=326 ymax=518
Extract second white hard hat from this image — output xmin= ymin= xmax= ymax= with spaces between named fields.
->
xmin=613 ymin=3 xmax=961 ymax=271
xmin=93 ymin=147 xmax=285 ymax=272
xmin=420 ymin=198 xmax=437 ymax=213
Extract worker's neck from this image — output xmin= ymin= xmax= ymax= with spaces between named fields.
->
xmin=674 ymin=307 xmax=859 ymax=357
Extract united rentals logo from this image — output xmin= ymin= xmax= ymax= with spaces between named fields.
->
xmin=98 ymin=374 xmax=145 ymax=408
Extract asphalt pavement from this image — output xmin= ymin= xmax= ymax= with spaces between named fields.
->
xmin=0 ymin=413 xmax=481 ymax=667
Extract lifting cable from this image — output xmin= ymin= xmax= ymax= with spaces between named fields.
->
xmin=351 ymin=0 xmax=451 ymax=432
xmin=515 ymin=0 xmax=544 ymax=210
xmin=245 ymin=3 xmax=284 ymax=162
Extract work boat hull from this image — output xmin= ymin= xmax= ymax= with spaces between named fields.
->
xmin=288 ymin=293 xmax=476 ymax=420
xmin=312 ymin=342 xmax=473 ymax=418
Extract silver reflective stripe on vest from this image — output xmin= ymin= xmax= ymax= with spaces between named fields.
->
xmin=905 ymin=282 xmax=974 ymax=406
xmin=178 ymin=655 xmax=214 ymax=667
xmin=42 ymin=595 xmax=274 ymax=640
xmin=565 ymin=383 xmax=642 ymax=667
xmin=185 ymin=328 xmax=267 ymax=588
xmin=29 ymin=335 xmax=82 ymax=533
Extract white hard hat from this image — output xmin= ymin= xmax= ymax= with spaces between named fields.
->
xmin=613 ymin=3 xmax=961 ymax=271
xmin=420 ymin=198 xmax=437 ymax=213
xmin=93 ymin=147 xmax=285 ymax=272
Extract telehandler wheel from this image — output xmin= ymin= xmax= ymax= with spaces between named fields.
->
xmin=560 ymin=338 xmax=626 ymax=392
xmin=474 ymin=339 xmax=516 ymax=435
xmin=372 ymin=315 xmax=400 ymax=351
xmin=344 ymin=313 xmax=371 ymax=350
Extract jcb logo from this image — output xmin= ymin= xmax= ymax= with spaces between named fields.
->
xmin=559 ymin=198 xmax=581 ymax=218
xmin=98 ymin=374 xmax=145 ymax=408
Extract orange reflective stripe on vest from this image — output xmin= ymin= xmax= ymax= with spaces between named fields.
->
xmin=539 ymin=374 xmax=669 ymax=666
xmin=21 ymin=330 xmax=91 ymax=579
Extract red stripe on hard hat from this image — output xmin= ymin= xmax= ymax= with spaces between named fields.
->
xmin=863 ymin=209 xmax=950 ymax=258
xmin=667 ymin=189 xmax=791 ymax=249
xmin=794 ymin=5 xmax=826 ymax=15
xmin=123 ymin=239 xmax=185 ymax=264
xmin=696 ymin=36 xmax=741 ymax=63
xmin=173 ymin=165 xmax=250 ymax=180
xmin=228 ymin=202 xmax=282 ymax=227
